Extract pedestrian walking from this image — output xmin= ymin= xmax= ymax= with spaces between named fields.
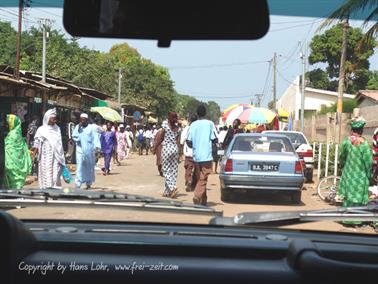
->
xmin=222 ymin=119 xmax=244 ymax=150
xmin=144 ymin=126 xmax=153 ymax=155
xmin=26 ymin=115 xmax=40 ymax=148
xmin=72 ymin=113 xmax=101 ymax=189
xmin=180 ymin=114 xmax=198 ymax=192
xmin=125 ymin=125 xmax=134 ymax=157
xmin=218 ymin=126 xmax=228 ymax=149
xmin=100 ymin=122 xmax=117 ymax=175
xmin=4 ymin=114 xmax=32 ymax=189
xmin=161 ymin=113 xmax=180 ymax=198
xmin=112 ymin=122 xmax=120 ymax=165
xmin=372 ymin=127 xmax=378 ymax=186
xmin=136 ymin=126 xmax=146 ymax=155
xmin=212 ymin=127 xmax=220 ymax=174
xmin=116 ymin=124 xmax=127 ymax=164
xmin=187 ymin=105 xmax=218 ymax=205
xmin=152 ymin=123 xmax=166 ymax=177
xmin=33 ymin=108 xmax=66 ymax=189
xmin=338 ymin=117 xmax=372 ymax=225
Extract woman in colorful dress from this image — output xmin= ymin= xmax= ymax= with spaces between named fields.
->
xmin=161 ymin=112 xmax=180 ymax=198
xmin=116 ymin=124 xmax=127 ymax=164
xmin=100 ymin=122 xmax=117 ymax=175
xmin=33 ymin=108 xmax=66 ymax=189
xmin=4 ymin=114 xmax=32 ymax=189
xmin=338 ymin=117 xmax=372 ymax=225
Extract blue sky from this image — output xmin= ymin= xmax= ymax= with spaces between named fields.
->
xmin=0 ymin=3 xmax=377 ymax=111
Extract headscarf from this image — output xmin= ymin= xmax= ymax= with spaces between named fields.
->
xmin=350 ymin=116 xmax=366 ymax=146
xmin=4 ymin=114 xmax=32 ymax=189
xmin=351 ymin=117 xmax=366 ymax=130
xmin=34 ymin=108 xmax=65 ymax=165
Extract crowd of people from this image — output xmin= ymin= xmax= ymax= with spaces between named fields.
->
xmin=2 ymin=105 xmax=378 ymax=210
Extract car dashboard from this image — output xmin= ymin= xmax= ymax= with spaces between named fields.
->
xmin=1 ymin=212 xmax=377 ymax=284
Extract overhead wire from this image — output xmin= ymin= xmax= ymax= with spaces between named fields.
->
xmin=168 ymin=60 xmax=270 ymax=70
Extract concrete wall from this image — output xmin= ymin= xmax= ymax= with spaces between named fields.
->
xmin=294 ymin=113 xmax=351 ymax=143
xmin=360 ymin=105 xmax=378 ymax=141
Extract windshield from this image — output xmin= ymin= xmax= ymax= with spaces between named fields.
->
xmin=0 ymin=0 xmax=378 ymax=236
xmin=266 ymin=132 xmax=307 ymax=146
xmin=232 ymin=136 xmax=294 ymax=153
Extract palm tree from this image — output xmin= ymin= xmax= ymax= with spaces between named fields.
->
xmin=320 ymin=0 xmax=378 ymax=43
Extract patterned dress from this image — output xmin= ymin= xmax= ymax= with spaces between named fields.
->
xmin=116 ymin=132 xmax=127 ymax=161
xmin=338 ymin=137 xmax=372 ymax=207
xmin=36 ymin=139 xmax=62 ymax=189
xmin=162 ymin=125 xmax=179 ymax=195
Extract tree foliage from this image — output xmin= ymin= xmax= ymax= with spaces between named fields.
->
xmin=308 ymin=24 xmax=376 ymax=94
xmin=317 ymin=98 xmax=358 ymax=115
xmin=0 ymin=21 xmax=221 ymax=121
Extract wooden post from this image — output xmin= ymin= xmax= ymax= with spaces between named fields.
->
xmin=334 ymin=144 xmax=339 ymax=176
xmin=325 ymin=143 xmax=330 ymax=177
xmin=317 ymin=143 xmax=322 ymax=178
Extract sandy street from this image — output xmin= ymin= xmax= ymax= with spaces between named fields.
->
xmin=9 ymin=152 xmax=375 ymax=234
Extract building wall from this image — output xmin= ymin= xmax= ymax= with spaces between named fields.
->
xmin=359 ymin=99 xmax=376 ymax=109
xmin=276 ymin=76 xmax=300 ymax=119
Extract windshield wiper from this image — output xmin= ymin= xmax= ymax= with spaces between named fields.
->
xmin=209 ymin=204 xmax=378 ymax=226
xmin=0 ymin=189 xmax=223 ymax=217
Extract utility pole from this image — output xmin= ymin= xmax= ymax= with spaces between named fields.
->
xmin=300 ymin=42 xmax=306 ymax=133
xmin=272 ymin=52 xmax=277 ymax=111
xmin=40 ymin=19 xmax=52 ymax=83
xmin=15 ymin=0 xmax=24 ymax=79
xmin=118 ymin=68 xmax=122 ymax=105
xmin=337 ymin=19 xmax=349 ymax=144
xmin=255 ymin=94 xmax=262 ymax=107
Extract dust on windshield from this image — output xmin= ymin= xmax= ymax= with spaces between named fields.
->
xmin=0 ymin=0 xmax=377 ymax=235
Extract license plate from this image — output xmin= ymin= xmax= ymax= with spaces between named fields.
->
xmin=217 ymin=150 xmax=225 ymax=156
xmin=251 ymin=163 xmax=279 ymax=171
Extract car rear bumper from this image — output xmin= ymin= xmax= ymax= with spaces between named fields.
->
xmin=219 ymin=174 xmax=304 ymax=191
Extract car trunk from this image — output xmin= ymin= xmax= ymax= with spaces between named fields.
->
xmin=228 ymin=152 xmax=298 ymax=176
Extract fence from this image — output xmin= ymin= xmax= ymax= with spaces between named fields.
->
xmin=312 ymin=142 xmax=340 ymax=179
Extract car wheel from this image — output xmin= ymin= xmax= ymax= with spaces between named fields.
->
xmin=221 ymin=188 xmax=233 ymax=203
xmin=291 ymin=191 xmax=302 ymax=204
xmin=306 ymin=169 xmax=313 ymax=183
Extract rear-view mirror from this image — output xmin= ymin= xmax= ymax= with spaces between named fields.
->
xmin=63 ymin=0 xmax=270 ymax=47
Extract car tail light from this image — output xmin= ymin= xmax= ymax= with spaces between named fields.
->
xmin=295 ymin=161 xmax=303 ymax=174
xmin=224 ymin=159 xmax=233 ymax=172
xmin=298 ymin=149 xmax=313 ymax=158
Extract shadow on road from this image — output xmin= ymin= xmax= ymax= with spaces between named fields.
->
xmin=223 ymin=191 xmax=307 ymax=207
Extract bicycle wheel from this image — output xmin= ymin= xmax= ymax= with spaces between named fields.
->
xmin=317 ymin=175 xmax=341 ymax=201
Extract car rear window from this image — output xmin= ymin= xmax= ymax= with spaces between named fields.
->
xmin=266 ymin=132 xmax=307 ymax=145
xmin=231 ymin=136 xmax=295 ymax=153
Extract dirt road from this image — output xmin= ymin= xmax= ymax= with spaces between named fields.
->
xmin=10 ymin=152 xmax=375 ymax=234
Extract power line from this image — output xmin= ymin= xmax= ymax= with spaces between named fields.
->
xmin=31 ymin=7 xmax=62 ymax=18
xmin=271 ymin=18 xmax=323 ymax=25
xmin=277 ymin=69 xmax=300 ymax=87
xmin=0 ymin=7 xmax=20 ymax=17
xmin=168 ymin=60 xmax=269 ymax=70
xmin=269 ymin=18 xmax=324 ymax=33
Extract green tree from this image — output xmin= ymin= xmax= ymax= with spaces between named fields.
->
xmin=320 ymin=0 xmax=378 ymax=45
xmin=308 ymin=24 xmax=375 ymax=94
xmin=318 ymin=98 xmax=358 ymax=114
xmin=206 ymin=101 xmax=221 ymax=123
xmin=366 ymin=71 xmax=378 ymax=90
xmin=0 ymin=22 xmax=17 ymax=66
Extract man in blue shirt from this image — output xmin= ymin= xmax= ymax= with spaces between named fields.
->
xmin=187 ymin=105 xmax=217 ymax=205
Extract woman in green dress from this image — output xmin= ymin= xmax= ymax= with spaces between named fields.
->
xmin=338 ymin=118 xmax=372 ymax=224
xmin=4 ymin=114 xmax=32 ymax=189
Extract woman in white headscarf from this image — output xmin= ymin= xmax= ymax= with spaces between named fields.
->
xmin=33 ymin=108 xmax=65 ymax=189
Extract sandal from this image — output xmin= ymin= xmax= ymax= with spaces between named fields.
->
xmin=170 ymin=187 xmax=179 ymax=199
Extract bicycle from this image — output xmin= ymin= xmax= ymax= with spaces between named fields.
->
xmin=316 ymin=175 xmax=342 ymax=205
